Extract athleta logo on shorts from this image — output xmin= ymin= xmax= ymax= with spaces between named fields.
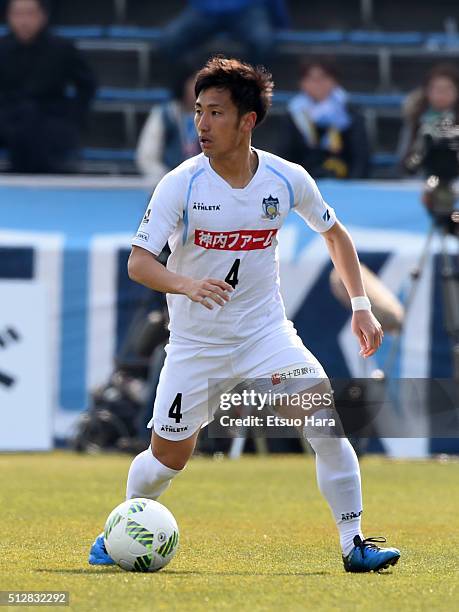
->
xmin=160 ymin=424 xmax=189 ymax=433
xmin=195 ymin=228 xmax=278 ymax=251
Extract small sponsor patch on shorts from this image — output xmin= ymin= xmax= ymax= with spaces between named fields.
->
xmin=271 ymin=365 xmax=321 ymax=385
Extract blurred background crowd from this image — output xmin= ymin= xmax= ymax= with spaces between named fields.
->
xmin=2 ymin=0 xmax=459 ymax=181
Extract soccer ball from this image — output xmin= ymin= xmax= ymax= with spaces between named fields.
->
xmin=103 ymin=498 xmax=179 ymax=572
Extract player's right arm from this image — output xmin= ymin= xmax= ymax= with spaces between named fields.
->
xmin=128 ymin=246 xmax=232 ymax=310
xmin=129 ymin=169 xmax=233 ymax=310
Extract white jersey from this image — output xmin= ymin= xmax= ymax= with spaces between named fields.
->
xmin=132 ymin=149 xmax=336 ymax=345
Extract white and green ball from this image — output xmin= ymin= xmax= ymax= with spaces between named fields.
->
xmin=103 ymin=498 xmax=179 ymax=572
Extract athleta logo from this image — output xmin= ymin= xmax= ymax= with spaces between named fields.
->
xmin=322 ymin=208 xmax=331 ymax=222
xmin=193 ymin=202 xmax=221 ymax=211
xmin=195 ymin=228 xmax=277 ymax=251
xmin=160 ymin=425 xmax=189 ymax=433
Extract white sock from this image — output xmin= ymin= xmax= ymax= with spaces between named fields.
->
xmin=126 ymin=446 xmax=181 ymax=501
xmin=305 ymin=414 xmax=363 ymax=557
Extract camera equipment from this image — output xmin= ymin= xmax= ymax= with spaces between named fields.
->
xmin=380 ymin=215 xmax=459 ymax=382
xmin=72 ymin=370 xmax=149 ymax=454
xmin=399 ymin=115 xmax=459 ymax=379
xmin=406 ymin=115 xmax=459 ymax=233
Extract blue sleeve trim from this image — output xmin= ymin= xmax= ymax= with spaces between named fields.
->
xmin=266 ymin=164 xmax=294 ymax=210
xmin=183 ymin=168 xmax=205 ymax=245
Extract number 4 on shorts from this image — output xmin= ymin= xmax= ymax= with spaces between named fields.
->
xmin=168 ymin=393 xmax=183 ymax=423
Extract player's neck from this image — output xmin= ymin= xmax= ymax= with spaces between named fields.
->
xmin=209 ymin=147 xmax=258 ymax=189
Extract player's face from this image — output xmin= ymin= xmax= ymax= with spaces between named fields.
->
xmin=194 ymin=87 xmax=254 ymax=158
xmin=8 ymin=0 xmax=47 ymax=43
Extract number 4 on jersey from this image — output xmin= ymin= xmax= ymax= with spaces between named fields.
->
xmin=225 ymin=258 xmax=240 ymax=289
xmin=168 ymin=393 xmax=183 ymax=423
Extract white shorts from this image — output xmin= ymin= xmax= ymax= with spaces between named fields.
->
xmin=149 ymin=324 xmax=328 ymax=441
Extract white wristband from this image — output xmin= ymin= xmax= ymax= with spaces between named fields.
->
xmin=351 ymin=296 xmax=371 ymax=312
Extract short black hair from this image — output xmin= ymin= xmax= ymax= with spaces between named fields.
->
xmin=195 ymin=56 xmax=274 ymax=127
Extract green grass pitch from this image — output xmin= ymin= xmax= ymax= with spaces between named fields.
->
xmin=1 ymin=452 xmax=457 ymax=611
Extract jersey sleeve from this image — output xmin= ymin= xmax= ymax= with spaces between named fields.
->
xmin=131 ymin=170 xmax=185 ymax=255
xmin=292 ymin=165 xmax=337 ymax=233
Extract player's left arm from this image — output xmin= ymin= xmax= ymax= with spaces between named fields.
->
xmin=321 ymin=220 xmax=383 ymax=358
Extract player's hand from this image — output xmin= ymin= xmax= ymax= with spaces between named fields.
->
xmin=183 ymin=278 xmax=233 ymax=309
xmin=351 ymin=310 xmax=384 ymax=358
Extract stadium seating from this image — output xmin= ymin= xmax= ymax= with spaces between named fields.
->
xmin=2 ymin=0 xmax=459 ymax=175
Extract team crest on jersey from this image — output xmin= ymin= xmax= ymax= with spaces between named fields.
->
xmin=262 ymin=195 xmax=280 ymax=220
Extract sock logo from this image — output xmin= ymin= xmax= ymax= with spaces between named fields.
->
xmin=341 ymin=510 xmax=363 ymax=521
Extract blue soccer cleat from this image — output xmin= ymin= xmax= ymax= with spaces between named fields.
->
xmin=88 ymin=533 xmax=115 ymax=565
xmin=343 ymin=535 xmax=400 ymax=573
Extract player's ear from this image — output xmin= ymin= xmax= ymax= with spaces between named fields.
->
xmin=240 ymin=111 xmax=257 ymax=133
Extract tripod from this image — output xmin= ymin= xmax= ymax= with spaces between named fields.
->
xmin=381 ymin=218 xmax=459 ymax=381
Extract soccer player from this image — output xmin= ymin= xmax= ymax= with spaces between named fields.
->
xmin=89 ymin=57 xmax=400 ymax=572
